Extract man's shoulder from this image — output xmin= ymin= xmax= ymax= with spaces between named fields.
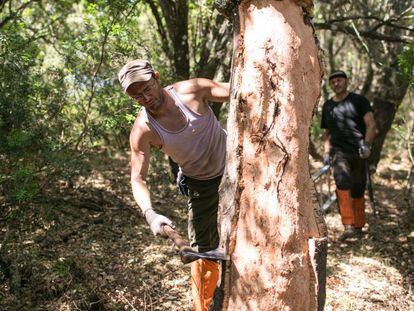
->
xmin=172 ymin=78 xmax=212 ymax=94
xmin=129 ymin=110 xmax=163 ymax=149
xmin=348 ymin=92 xmax=369 ymax=103
xmin=130 ymin=110 xmax=152 ymax=138
xmin=347 ymin=92 xmax=373 ymax=116
xmin=322 ymin=98 xmax=335 ymax=109
xmin=323 ymin=97 xmax=334 ymax=104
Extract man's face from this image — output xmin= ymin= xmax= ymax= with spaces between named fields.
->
xmin=329 ymin=76 xmax=348 ymax=95
xmin=126 ymin=77 xmax=163 ymax=111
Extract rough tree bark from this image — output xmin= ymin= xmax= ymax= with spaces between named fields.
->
xmin=369 ymin=66 xmax=408 ymax=166
xmin=215 ymin=0 xmax=327 ymax=310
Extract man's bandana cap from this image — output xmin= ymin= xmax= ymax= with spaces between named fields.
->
xmin=118 ymin=59 xmax=154 ymax=92
xmin=329 ymin=70 xmax=348 ymax=80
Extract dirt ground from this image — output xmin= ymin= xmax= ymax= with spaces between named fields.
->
xmin=1 ymin=150 xmax=413 ymax=310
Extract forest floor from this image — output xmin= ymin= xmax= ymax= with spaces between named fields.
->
xmin=1 ymin=149 xmax=413 ymax=311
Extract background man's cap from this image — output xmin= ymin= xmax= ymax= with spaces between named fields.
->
xmin=329 ymin=70 xmax=347 ymax=80
xmin=118 ymin=59 xmax=154 ymax=92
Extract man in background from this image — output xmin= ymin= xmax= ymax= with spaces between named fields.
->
xmin=321 ymin=70 xmax=377 ymax=240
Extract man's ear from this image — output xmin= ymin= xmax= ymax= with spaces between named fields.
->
xmin=154 ymin=71 xmax=160 ymax=80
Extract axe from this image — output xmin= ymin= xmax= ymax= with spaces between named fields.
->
xmin=162 ymin=225 xmax=229 ymax=264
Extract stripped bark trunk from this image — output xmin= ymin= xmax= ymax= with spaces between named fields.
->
xmin=216 ymin=0 xmax=327 ymax=310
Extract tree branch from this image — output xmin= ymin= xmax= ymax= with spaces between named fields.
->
xmin=74 ymin=21 xmax=114 ymax=150
xmin=0 ymin=0 xmax=39 ymax=29
xmin=0 ymin=0 xmax=10 ymax=14
xmin=315 ymin=23 xmax=412 ymax=44
xmin=318 ymin=12 xmax=413 ymax=27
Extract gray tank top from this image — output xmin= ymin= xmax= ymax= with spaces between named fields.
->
xmin=141 ymin=86 xmax=226 ymax=180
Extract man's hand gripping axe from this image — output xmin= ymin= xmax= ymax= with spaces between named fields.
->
xmin=162 ymin=225 xmax=229 ymax=264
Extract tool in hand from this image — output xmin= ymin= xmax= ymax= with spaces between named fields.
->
xmin=162 ymin=225 xmax=229 ymax=264
xmin=365 ymin=161 xmax=377 ymax=218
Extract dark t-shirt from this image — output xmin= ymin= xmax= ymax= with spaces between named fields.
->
xmin=321 ymin=92 xmax=373 ymax=154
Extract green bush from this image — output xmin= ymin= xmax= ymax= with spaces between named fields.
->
xmin=4 ymin=162 xmax=39 ymax=203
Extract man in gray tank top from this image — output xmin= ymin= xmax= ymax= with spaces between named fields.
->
xmin=118 ymin=59 xmax=229 ymax=311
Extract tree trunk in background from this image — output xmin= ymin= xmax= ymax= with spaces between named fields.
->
xmin=365 ymin=0 xmax=410 ymax=167
xmin=157 ymin=0 xmax=190 ymax=80
xmin=195 ymin=13 xmax=233 ymax=120
xmin=369 ymin=67 xmax=408 ymax=167
xmin=216 ymin=1 xmax=327 ymax=310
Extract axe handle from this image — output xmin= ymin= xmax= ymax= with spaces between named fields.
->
xmin=365 ymin=161 xmax=377 ymax=218
xmin=162 ymin=225 xmax=191 ymax=251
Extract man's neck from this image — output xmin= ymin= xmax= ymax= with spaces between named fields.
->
xmin=147 ymin=90 xmax=174 ymax=118
xmin=333 ymin=91 xmax=349 ymax=102
xmin=147 ymin=89 xmax=187 ymax=131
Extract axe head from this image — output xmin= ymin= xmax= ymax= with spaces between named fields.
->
xmin=180 ymin=248 xmax=229 ymax=264
xmin=161 ymin=225 xmax=229 ymax=264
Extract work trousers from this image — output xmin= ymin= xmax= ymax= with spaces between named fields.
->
xmin=179 ymin=174 xmax=222 ymax=311
xmin=331 ymin=151 xmax=366 ymax=198
xmin=184 ymin=175 xmax=222 ymax=253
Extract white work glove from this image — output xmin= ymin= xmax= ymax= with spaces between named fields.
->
xmin=358 ymin=140 xmax=371 ymax=159
xmin=144 ymin=209 xmax=174 ymax=236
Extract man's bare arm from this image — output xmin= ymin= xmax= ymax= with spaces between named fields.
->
xmin=175 ymin=78 xmax=230 ymax=103
xmin=322 ymin=130 xmax=330 ymax=153
xmin=363 ymin=111 xmax=377 ymax=145
xmin=201 ymin=79 xmax=230 ymax=103
xmin=130 ymin=120 xmax=173 ymax=236
xmin=130 ymin=123 xmax=152 ymax=215
xmin=321 ymin=129 xmax=331 ymax=165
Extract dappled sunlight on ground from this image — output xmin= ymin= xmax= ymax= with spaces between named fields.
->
xmin=0 ymin=151 xmax=413 ymax=310
xmin=326 ymin=255 xmax=411 ymax=310
xmin=323 ymin=157 xmax=414 ymax=311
